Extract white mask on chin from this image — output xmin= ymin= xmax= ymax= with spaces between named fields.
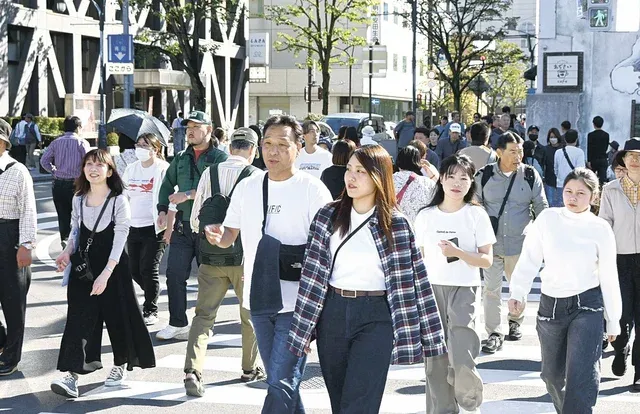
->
xmin=135 ymin=148 xmax=152 ymax=162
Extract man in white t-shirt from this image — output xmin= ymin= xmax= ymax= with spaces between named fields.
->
xmin=554 ymin=129 xmax=586 ymax=201
xmin=294 ymin=120 xmax=333 ymax=179
xmin=205 ymin=115 xmax=332 ymax=413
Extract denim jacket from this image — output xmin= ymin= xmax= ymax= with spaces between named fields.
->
xmin=287 ymin=205 xmax=447 ymax=365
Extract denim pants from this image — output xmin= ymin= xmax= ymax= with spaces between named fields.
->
xmin=52 ymin=179 xmax=75 ymax=243
xmin=128 ymin=225 xmax=166 ymax=315
xmin=544 ymin=184 xmax=563 ymax=208
xmin=316 ymin=289 xmax=394 ymax=414
xmin=251 ymin=311 xmax=306 ymax=414
xmin=613 ymin=254 xmax=640 ymax=373
xmin=536 ymin=287 xmax=604 ymax=414
xmin=165 ymin=221 xmax=200 ymax=327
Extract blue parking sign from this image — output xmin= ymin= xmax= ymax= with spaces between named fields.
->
xmin=107 ymin=35 xmax=133 ymax=63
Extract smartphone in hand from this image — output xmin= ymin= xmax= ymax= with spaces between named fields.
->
xmin=447 ymin=237 xmax=460 ymax=263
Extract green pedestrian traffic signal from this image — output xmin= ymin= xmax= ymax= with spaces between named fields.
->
xmin=589 ymin=8 xmax=609 ymax=28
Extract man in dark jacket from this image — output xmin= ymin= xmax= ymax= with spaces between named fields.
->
xmin=527 ymin=125 xmax=546 ymax=176
xmin=156 ymin=110 xmax=228 ymax=340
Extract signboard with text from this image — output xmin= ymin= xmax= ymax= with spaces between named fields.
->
xmin=543 ymin=52 xmax=584 ymax=93
xmin=369 ymin=3 xmax=381 ymax=43
xmin=249 ymin=33 xmax=269 ymax=66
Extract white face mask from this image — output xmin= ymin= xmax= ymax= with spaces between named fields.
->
xmin=135 ymin=147 xmax=152 ymax=162
xmin=549 ymin=138 xmax=558 ymax=145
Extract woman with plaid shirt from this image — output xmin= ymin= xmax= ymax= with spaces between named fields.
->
xmin=288 ymin=145 xmax=446 ymax=413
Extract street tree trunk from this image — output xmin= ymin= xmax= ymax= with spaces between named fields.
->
xmin=321 ymin=60 xmax=331 ymax=115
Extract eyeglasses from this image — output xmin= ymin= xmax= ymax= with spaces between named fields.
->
xmin=624 ymin=153 xmax=640 ymax=161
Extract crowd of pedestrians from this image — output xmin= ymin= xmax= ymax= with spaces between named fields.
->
xmin=0 ymin=106 xmax=638 ymax=413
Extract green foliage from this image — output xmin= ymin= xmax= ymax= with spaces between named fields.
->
xmin=304 ymin=113 xmax=324 ymax=121
xmin=0 ymin=116 xmax=64 ymax=135
xmin=264 ymin=0 xmax=375 ymax=114
xmin=485 ymin=41 xmax=528 ymax=113
xmin=416 ymin=0 xmax=524 ymax=112
xmin=107 ymin=132 xmax=119 ymax=147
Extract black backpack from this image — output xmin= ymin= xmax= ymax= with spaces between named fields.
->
xmin=198 ymin=163 xmax=257 ymax=266
xmin=479 ymin=163 xmax=535 ymax=191
xmin=0 ymin=162 xmax=17 ymax=175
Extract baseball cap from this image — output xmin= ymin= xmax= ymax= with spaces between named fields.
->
xmin=449 ymin=123 xmax=461 ymax=134
xmin=362 ymin=125 xmax=375 ymax=137
xmin=0 ymin=119 xmax=12 ymax=150
xmin=318 ymin=137 xmax=333 ymax=152
xmin=230 ymin=127 xmax=259 ymax=147
xmin=527 ymin=125 xmax=540 ymax=133
xmin=181 ymin=110 xmax=212 ymax=126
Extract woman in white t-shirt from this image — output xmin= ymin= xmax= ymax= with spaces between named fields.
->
xmin=122 ymin=133 xmax=171 ymax=325
xmin=392 ymin=146 xmax=435 ymax=225
xmin=414 ymin=154 xmax=496 ymax=414
xmin=509 ymin=168 xmax=621 ymax=413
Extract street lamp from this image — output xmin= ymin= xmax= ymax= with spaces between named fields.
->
xmin=90 ymin=0 xmax=107 ymax=149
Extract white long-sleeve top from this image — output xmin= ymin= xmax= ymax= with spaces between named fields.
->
xmin=509 ymin=207 xmax=622 ymax=336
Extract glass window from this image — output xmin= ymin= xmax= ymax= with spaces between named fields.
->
xmin=393 ymin=54 xmax=398 ymax=71
xmin=383 ymin=3 xmax=389 ymax=21
xmin=402 ymin=56 xmax=407 ymax=73
xmin=393 ymin=7 xmax=398 ymax=24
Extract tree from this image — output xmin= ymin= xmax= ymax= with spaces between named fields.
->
xmin=264 ymin=0 xmax=375 ymax=115
xmin=484 ymin=41 xmax=528 ymax=113
xmin=134 ymin=0 xmax=239 ymax=111
xmin=416 ymin=0 xmax=523 ymax=112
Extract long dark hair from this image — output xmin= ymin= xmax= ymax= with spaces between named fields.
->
xmin=344 ymin=126 xmax=360 ymax=147
xmin=547 ymin=128 xmax=564 ymax=146
xmin=332 ymin=145 xmax=396 ymax=244
xmin=426 ymin=154 xmax=477 ymax=208
xmin=75 ymin=149 xmax=125 ymax=196
xmin=396 ymin=146 xmax=423 ymax=175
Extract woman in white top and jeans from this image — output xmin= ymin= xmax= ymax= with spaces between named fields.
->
xmin=415 ymin=154 xmax=496 ymax=413
xmin=509 ymin=168 xmax=622 ymax=413
xmin=122 ymin=133 xmax=171 ymax=325
xmin=392 ymin=146 xmax=435 ymax=224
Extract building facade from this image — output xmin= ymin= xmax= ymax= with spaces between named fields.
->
xmin=247 ymin=0 xmax=426 ymax=124
xmin=1 ymin=0 xmax=249 ymax=134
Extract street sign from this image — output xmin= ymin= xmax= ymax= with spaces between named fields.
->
xmin=107 ymin=34 xmax=133 ymax=63
xmin=249 ymin=33 xmax=269 ymax=66
xmin=106 ymin=63 xmax=134 ymax=76
xmin=370 ymin=3 xmax=381 ymax=43
xmin=363 ymin=45 xmax=388 ymax=77
xmin=371 ymin=99 xmax=380 ymax=105
xmin=426 ymin=80 xmax=437 ymax=90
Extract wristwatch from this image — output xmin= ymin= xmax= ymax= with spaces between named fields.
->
xmin=185 ymin=190 xmax=192 ymax=200
xmin=21 ymin=242 xmax=34 ymax=250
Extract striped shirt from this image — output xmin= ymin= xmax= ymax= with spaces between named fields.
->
xmin=190 ymin=155 xmax=253 ymax=232
xmin=0 ymin=152 xmax=37 ymax=245
xmin=40 ymin=132 xmax=91 ymax=179
xmin=288 ymin=205 xmax=447 ymax=364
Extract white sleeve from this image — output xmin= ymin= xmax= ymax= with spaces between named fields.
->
xmin=413 ymin=211 xmax=427 ymax=248
xmin=308 ymin=180 xmax=333 ymax=222
xmin=191 ymin=168 xmax=211 ymax=232
xmin=509 ymin=212 xmax=545 ymax=302
xmin=475 ymin=208 xmax=497 ymax=248
xmin=223 ymin=177 xmax=247 ymax=230
xmin=598 ymin=223 xmax=622 ymax=336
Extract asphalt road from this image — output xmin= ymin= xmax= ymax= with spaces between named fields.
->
xmin=0 ymin=181 xmax=639 ymax=413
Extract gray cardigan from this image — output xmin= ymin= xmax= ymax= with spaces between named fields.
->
xmin=599 ymin=179 xmax=640 ymax=254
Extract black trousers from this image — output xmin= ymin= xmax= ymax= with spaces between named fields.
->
xmin=613 ymin=254 xmax=640 ymax=373
xmin=0 ymin=220 xmax=31 ymax=366
xmin=9 ymin=145 xmax=26 ymax=165
xmin=590 ymin=158 xmax=608 ymax=185
xmin=52 ymin=179 xmax=75 ymax=243
xmin=128 ymin=225 xmax=166 ymax=315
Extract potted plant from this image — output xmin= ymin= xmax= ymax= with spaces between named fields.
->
xmin=107 ymin=132 xmax=119 ymax=156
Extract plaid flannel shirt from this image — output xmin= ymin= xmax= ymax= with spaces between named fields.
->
xmin=287 ymin=205 xmax=447 ymax=365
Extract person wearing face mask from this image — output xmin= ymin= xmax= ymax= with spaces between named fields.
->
xmin=527 ymin=125 xmax=546 ymax=176
xmin=122 ymin=133 xmax=172 ymax=325
xmin=543 ymin=128 xmax=564 ymax=207
xmin=294 ymin=120 xmax=333 ymax=179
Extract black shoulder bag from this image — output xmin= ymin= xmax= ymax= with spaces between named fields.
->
xmin=489 ymin=172 xmax=517 ymax=235
xmin=261 ymin=175 xmax=306 ymax=282
xmin=328 ymin=214 xmax=373 ymax=276
xmin=70 ymin=192 xmax=113 ymax=282
xmin=562 ymin=147 xmax=576 ymax=170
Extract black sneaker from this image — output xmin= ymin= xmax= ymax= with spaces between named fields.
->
xmin=482 ymin=333 xmax=504 ymax=354
xmin=507 ymin=321 xmax=523 ymax=341
xmin=184 ymin=372 xmax=205 ymax=397
xmin=633 ymin=372 xmax=640 ymax=392
xmin=0 ymin=323 xmax=5 ymax=354
xmin=240 ymin=366 xmax=266 ymax=383
xmin=612 ymin=345 xmax=630 ymax=377
xmin=602 ymin=334 xmax=609 ymax=351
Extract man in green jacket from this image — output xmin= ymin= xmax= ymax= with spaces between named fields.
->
xmin=156 ymin=110 xmax=228 ymax=340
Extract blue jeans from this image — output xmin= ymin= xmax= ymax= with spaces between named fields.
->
xmin=165 ymin=222 xmax=199 ymax=327
xmin=251 ymin=311 xmax=306 ymax=414
xmin=536 ymin=287 xmax=604 ymax=414
xmin=544 ymin=184 xmax=564 ymax=207
xmin=316 ymin=290 xmax=393 ymax=414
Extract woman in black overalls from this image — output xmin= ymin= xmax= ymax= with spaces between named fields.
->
xmin=50 ymin=149 xmax=155 ymax=398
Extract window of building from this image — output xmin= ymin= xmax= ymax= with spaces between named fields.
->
xmin=393 ymin=7 xmax=398 ymax=24
xmin=393 ymin=54 xmax=398 ymax=71
xmin=383 ymin=3 xmax=388 ymax=21
xmin=249 ymin=0 xmax=264 ymax=17
xmin=402 ymin=56 xmax=407 ymax=73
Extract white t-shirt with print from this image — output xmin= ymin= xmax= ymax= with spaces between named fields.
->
xmin=123 ymin=161 xmax=163 ymax=228
xmin=294 ymin=147 xmax=333 ymax=179
xmin=224 ymin=170 xmax=333 ymax=312
xmin=414 ymin=204 xmax=496 ymax=286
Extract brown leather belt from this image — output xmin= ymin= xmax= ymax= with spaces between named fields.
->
xmin=330 ymin=286 xmax=386 ymax=298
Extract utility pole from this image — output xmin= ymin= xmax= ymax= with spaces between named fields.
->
xmin=368 ymin=43 xmax=373 ymax=122
xmin=122 ymin=0 xmax=132 ymax=108
xmin=427 ymin=0 xmax=434 ymax=127
xmin=410 ymin=0 xmax=417 ymax=112
xmin=92 ymin=0 xmax=107 ymax=149
xmin=307 ymin=18 xmax=312 ymax=114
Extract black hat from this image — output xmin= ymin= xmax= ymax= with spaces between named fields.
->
xmin=527 ymin=125 xmax=540 ymax=133
xmin=618 ymin=138 xmax=640 ymax=160
xmin=609 ymin=141 xmax=620 ymax=151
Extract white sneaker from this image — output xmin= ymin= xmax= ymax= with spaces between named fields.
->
xmin=51 ymin=372 xmax=79 ymax=398
xmin=105 ymin=365 xmax=126 ymax=386
xmin=143 ymin=312 xmax=159 ymax=326
xmin=156 ymin=324 xmax=190 ymax=340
